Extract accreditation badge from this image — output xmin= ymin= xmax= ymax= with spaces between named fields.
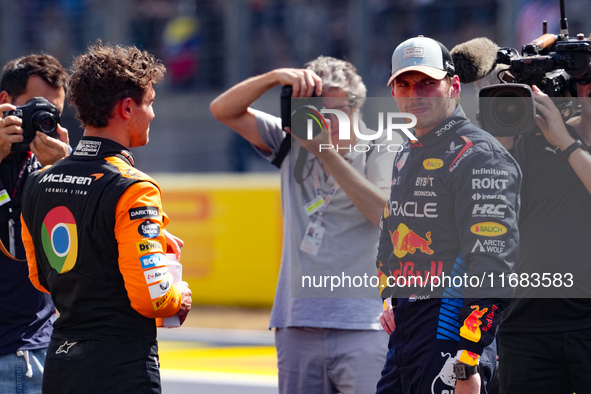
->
xmin=304 ymin=195 xmax=324 ymax=216
xmin=300 ymin=221 xmax=325 ymax=256
xmin=0 ymin=189 xmax=11 ymax=206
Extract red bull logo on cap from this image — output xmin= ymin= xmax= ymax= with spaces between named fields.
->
xmin=390 ymin=223 xmax=434 ymax=258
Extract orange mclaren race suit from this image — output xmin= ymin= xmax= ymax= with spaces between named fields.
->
xmin=20 ymin=137 xmax=182 ymax=393
xmin=375 ymin=106 xmax=522 ymax=394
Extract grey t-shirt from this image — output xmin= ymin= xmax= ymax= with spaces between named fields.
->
xmin=253 ymin=109 xmax=398 ymax=330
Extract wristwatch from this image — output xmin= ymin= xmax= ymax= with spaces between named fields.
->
xmin=562 ymin=140 xmax=585 ymax=159
xmin=453 ymin=362 xmax=479 ymax=380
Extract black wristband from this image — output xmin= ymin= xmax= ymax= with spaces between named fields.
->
xmin=562 ymin=140 xmax=585 ymax=159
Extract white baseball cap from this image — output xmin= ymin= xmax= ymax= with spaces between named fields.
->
xmin=387 ymin=36 xmax=456 ymax=86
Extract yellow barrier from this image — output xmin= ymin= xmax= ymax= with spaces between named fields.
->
xmin=152 ymin=173 xmax=282 ymax=307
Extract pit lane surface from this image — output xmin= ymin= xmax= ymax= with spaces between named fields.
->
xmin=158 ymin=327 xmax=279 ymax=394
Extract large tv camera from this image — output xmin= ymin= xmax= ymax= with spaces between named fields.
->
xmin=476 ymin=0 xmax=591 ymax=137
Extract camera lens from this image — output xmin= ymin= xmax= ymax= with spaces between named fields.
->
xmin=290 ymin=105 xmax=326 ymax=140
xmin=478 ymin=83 xmax=536 ymax=137
xmin=31 ymin=111 xmax=58 ymax=135
xmin=491 ymin=94 xmax=526 ymax=127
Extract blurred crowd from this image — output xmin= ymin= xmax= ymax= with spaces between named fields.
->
xmin=2 ymin=0 xmax=590 ymax=173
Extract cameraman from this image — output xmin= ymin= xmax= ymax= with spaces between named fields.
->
xmin=210 ymin=57 xmax=391 ymax=393
xmin=496 ymin=79 xmax=591 ymax=393
xmin=0 ymin=54 xmax=69 ymax=393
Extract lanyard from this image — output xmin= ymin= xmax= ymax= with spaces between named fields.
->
xmin=12 ymin=152 xmax=33 ymax=198
xmin=0 ymin=152 xmax=32 ymax=261
xmin=311 ymin=160 xmax=340 ymax=226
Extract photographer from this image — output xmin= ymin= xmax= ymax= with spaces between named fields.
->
xmin=496 ymin=79 xmax=591 ymax=393
xmin=0 ymin=54 xmax=69 ymax=393
xmin=210 ymin=57 xmax=391 ymax=393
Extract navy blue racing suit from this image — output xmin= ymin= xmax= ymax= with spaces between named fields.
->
xmin=376 ymin=106 xmax=521 ymax=394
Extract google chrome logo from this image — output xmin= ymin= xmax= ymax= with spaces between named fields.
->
xmin=41 ymin=206 xmax=78 ymax=274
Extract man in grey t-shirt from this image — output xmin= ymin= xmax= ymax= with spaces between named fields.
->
xmin=210 ymin=56 xmax=394 ymax=393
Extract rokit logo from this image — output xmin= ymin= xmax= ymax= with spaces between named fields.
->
xmin=472 ymin=178 xmax=509 ymax=190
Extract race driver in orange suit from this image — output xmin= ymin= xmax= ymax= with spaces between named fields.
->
xmin=20 ymin=42 xmax=191 ymax=394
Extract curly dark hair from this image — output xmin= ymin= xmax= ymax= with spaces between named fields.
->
xmin=68 ymin=41 xmax=166 ymax=128
xmin=0 ymin=54 xmax=68 ymax=100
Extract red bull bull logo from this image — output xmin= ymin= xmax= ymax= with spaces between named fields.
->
xmin=460 ymin=305 xmax=488 ymax=342
xmin=391 ymin=223 xmax=434 ymax=258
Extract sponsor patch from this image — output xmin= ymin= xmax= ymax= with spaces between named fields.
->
xmin=140 ymin=253 xmax=167 ymax=269
xmin=138 ymin=220 xmax=160 ymax=238
xmin=74 ymin=140 xmax=101 ymax=156
xmin=472 ymin=193 xmax=506 ymax=201
xmin=144 ymin=267 xmax=170 ymax=285
xmin=396 ymin=152 xmax=409 ymax=171
xmin=403 ymin=47 xmax=424 ymax=59
xmin=472 ymin=178 xmax=509 ymax=190
xmin=148 ymin=278 xmax=172 ymax=299
xmin=473 ymin=168 xmax=509 ymax=176
xmin=136 ymin=240 xmax=164 ymax=255
xmin=449 ymin=147 xmax=473 ymax=172
xmin=423 ymin=158 xmax=443 ymax=170
xmin=152 ymin=287 xmax=173 ymax=310
xmin=414 ymin=190 xmax=437 ymax=197
xmin=39 ymin=173 xmax=97 ymax=185
xmin=470 ymin=222 xmax=507 ymax=237
xmin=472 ymin=239 xmax=506 ymax=254
xmin=41 ymin=206 xmax=78 ymax=274
xmin=446 ymin=141 xmax=462 ymax=153
xmin=55 ymin=341 xmax=78 ymax=354
xmin=415 ymin=176 xmax=434 ymax=187
xmin=390 ymin=200 xmax=438 ymax=218
xmin=129 ymin=206 xmax=160 ymax=221
xmin=472 ymin=203 xmax=507 ymax=218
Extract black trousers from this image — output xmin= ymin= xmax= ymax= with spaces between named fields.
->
xmin=499 ymin=329 xmax=591 ymax=394
xmin=43 ymin=336 xmax=161 ymax=393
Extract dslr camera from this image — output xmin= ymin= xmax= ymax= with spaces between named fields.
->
xmin=478 ymin=0 xmax=591 ymax=136
xmin=3 ymin=97 xmax=60 ymax=152
xmin=280 ymin=85 xmax=320 ymax=132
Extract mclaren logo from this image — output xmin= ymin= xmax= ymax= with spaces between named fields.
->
xmin=40 ymin=173 xmax=103 ymax=185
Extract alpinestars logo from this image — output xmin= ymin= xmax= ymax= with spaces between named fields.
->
xmin=55 ymin=341 xmax=77 ymax=354
xmin=446 ymin=141 xmax=462 ymax=154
